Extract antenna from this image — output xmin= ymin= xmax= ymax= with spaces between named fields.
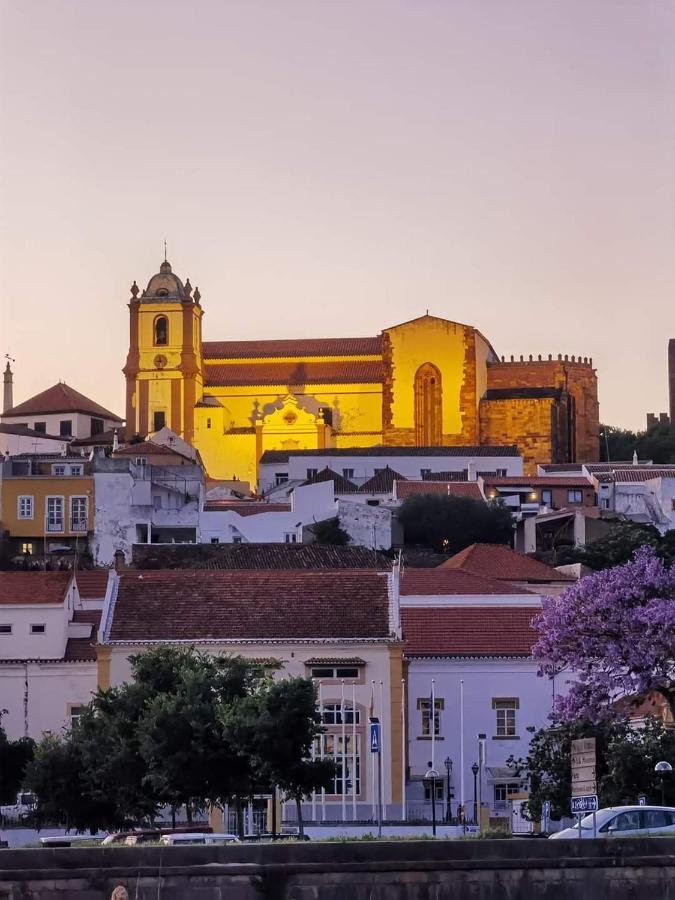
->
xmin=4 ymin=353 xmax=15 ymax=364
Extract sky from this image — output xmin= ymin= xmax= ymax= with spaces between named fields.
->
xmin=0 ymin=0 xmax=673 ymax=430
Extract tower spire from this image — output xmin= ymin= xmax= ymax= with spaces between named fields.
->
xmin=164 ymin=239 xmax=167 ymax=263
xmin=3 ymin=353 xmax=15 ymax=413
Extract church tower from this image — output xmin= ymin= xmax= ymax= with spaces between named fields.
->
xmin=123 ymin=259 xmax=203 ymax=443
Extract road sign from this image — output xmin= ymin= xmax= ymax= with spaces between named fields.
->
xmin=638 ymin=795 xmax=646 ymax=806
xmin=571 ymin=737 xmax=596 ymax=797
xmin=571 ymin=794 xmax=598 ymax=815
xmin=370 ymin=721 xmax=380 ymax=754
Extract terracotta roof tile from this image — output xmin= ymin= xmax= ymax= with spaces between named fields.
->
xmin=261 ymin=446 xmax=520 ymax=462
xmin=3 ymin=383 xmax=122 ymax=421
xmin=402 ymin=607 xmax=537 ymax=656
xmin=0 ymin=424 xmax=65 ymax=440
xmin=440 ymin=543 xmax=572 ymax=582
xmin=74 ymin=572 xmax=109 ymax=600
xmin=108 ymin=569 xmax=392 ymax=642
xmin=202 ymin=336 xmax=382 ymax=360
xmin=113 ymin=441 xmax=192 ymax=459
xmin=484 ymin=476 xmax=592 ymax=487
xmin=204 ymin=360 xmax=384 ymax=387
xmin=304 ymin=467 xmax=358 ymax=493
xmin=395 ymin=481 xmax=484 ymax=501
xmin=360 ymin=467 xmax=405 ymax=493
xmin=304 ymin=657 xmax=367 ymax=666
xmin=132 ymin=543 xmax=393 ymax=570
xmin=203 ymin=502 xmax=292 ymax=515
xmin=594 ymin=468 xmax=675 ymax=483
xmin=0 ymin=572 xmax=71 ymax=605
xmin=401 ymin=568 xmax=525 ymax=596
xmin=63 ymin=637 xmax=97 ymax=662
xmin=72 ymin=609 xmax=103 ymax=625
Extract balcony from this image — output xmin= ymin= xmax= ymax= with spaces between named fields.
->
xmin=45 ymin=520 xmax=64 ymax=533
xmin=70 ymin=518 xmax=88 ymax=533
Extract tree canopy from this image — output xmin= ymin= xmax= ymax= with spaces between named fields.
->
xmin=533 ymin=548 xmax=675 ymax=723
xmin=556 ymin=521 xmax=675 ymax=571
xmin=25 ymin=647 xmax=332 ymax=834
xmin=0 ymin=715 xmax=35 ymax=805
xmin=398 ymin=494 xmax=513 ymax=553
xmin=600 ymin=422 xmax=675 ymax=465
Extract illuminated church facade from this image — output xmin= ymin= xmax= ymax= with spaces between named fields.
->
xmin=123 ymin=260 xmax=599 ymax=481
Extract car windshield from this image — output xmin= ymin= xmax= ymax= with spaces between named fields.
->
xmin=579 ymin=811 xmax=613 ymax=829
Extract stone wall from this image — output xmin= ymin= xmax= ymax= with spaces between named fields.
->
xmin=1 ymin=838 xmax=674 ymax=900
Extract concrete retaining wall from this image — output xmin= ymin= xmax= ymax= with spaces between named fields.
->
xmin=1 ymin=837 xmax=674 ymax=899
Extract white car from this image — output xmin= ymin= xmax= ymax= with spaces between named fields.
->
xmin=159 ymin=832 xmax=240 ymax=846
xmin=550 ymin=805 xmax=675 ymax=839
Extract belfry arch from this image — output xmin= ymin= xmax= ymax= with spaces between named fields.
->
xmin=414 ymin=362 xmax=442 ymax=445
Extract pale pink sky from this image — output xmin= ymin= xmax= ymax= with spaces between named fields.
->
xmin=1 ymin=0 xmax=674 ymax=429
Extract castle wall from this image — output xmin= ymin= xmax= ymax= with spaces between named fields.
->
xmin=479 ymin=396 xmax=557 ymax=474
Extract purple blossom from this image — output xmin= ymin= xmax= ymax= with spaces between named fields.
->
xmin=532 ymin=547 xmax=675 ymax=723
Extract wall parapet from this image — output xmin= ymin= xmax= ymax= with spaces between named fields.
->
xmin=491 ymin=353 xmax=594 ymax=367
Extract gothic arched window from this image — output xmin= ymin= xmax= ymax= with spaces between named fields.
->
xmin=154 ymin=316 xmax=168 ymax=346
xmin=414 ymin=362 xmax=442 ymax=446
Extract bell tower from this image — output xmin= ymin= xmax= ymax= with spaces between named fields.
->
xmin=123 ymin=259 xmax=203 ymax=442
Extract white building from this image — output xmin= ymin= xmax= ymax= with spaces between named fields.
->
xmin=1 ymin=382 xmax=123 ymax=442
xmin=0 ymin=571 xmax=108 ymax=741
xmin=593 ymin=468 xmax=675 ymax=533
xmin=0 ymin=424 xmax=70 ymax=458
xmin=258 ymin=446 xmax=523 ymax=494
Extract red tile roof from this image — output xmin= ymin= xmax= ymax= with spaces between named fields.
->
xmin=400 ymin=568 xmax=525 ymax=596
xmin=74 ymin=572 xmax=109 ymax=600
xmin=3 ymin=383 xmax=123 ymax=421
xmin=484 ymin=476 xmax=592 ymax=487
xmin=594 ymin=468 xmax=675 ymax=483
xmin=0 ymin=572 xmax=71 ymax=605
xmin=360 ymin=466 xmax=405 ymax=493
xmin=440 ymin=543 xmax=573 ymax=582
xmin=63 ymin=637 xmax=97 ymax=662
xmin=132 ymin=543 xmax=393 ymax=569
xmin=107 ymin=570 xmax=392 ymax=642
xmin=113 ymin=441 xmax=193 ymax=460
xmin=304 ymin=467 xmax=358 ymax=493
xmin=72 ymin=609 xmax=103 ymax=624
xmin=202 ymin=336 xmax=382 ymax=360
xmin=204 ymin=360 xmax=384 ymax=387
xmin=395 ymin=481 xmax=484 ymax=501
xmin=203 ymin=502 xmax=292 ymax=515
xmin=402 ymin=607 xmax=537 ymax=656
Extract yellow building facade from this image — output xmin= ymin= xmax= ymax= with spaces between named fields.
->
xmin=123 ymin=260 xmax=600 ymax=480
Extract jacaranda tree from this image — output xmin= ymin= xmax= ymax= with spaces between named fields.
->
xmin=533 ymin=547 xmax=675 ymax=723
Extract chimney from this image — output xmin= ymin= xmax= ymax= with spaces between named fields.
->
xmin=112 ymin=429 xmax=119 ymax=452
xmin=467 ymin=461 xmax=477 ymax=481
xmin=3 ymin=361 xmax=13 ymax=413
xmin=113 ymin=549 xmax=126 ymax=572
xmin=632 ymin=450 xmax=638 ymax=466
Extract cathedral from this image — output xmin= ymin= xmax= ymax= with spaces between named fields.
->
xmin=123 ymin=259 xmax=599 ymax=481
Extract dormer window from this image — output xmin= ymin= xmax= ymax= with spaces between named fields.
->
xmin=154 ymin=316 xmax=168 ymax=346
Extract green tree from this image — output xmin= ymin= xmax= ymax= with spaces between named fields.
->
xmin=0 ymin=714 xmax=35 ymax=805
xmin=309 ymin=517 xmax=351 ymax=545
xmin=224 ymin=677 xmax=336 ymax=838
xmin=398 ymin=495 xmax=513 ymax=553
xmin=556 ymin=521 xmax=675 ymax=570
xmin=601 ymin=422 xmax=675 ymax=465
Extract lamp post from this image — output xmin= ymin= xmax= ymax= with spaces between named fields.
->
xmin=471 ymin=762 xmax=479 ymax=826
xmin=424 ymin=767 xmax=440 ymax=837
xmin=444 ymin=756 xmax=453 ymax=821
xmin=655 ymin=761 xmax=672 ymax=806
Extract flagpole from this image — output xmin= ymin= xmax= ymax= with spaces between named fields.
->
xmin=431 ymin=679 xmax=436 ymax=770
xmin=319 ymin=681 xmax=326 ymax=822
xmin=341 ymin=680 xmax=347 ymax=822
xmin=379 ymin=680 xmax=384 ymax=821
xmin=401 ymin=677 xmax=406 ymax=822
xmin=460 ymin=678 xmax=465 ymax=814
xmin=370 ymin=680 xmax=376 ymax=820
xmin=352 ymin=680 xmax=357 ymax=821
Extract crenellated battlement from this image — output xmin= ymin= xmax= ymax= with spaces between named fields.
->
xmin=490 ymin=353 xmax=594 ymax=367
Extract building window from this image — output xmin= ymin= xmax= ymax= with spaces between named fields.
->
xmin=153 ymin=411 xmax=166 ymax=431
xmin=34 ymin=421 xmax=46 ymax=434
xmin=70 ymin=496 xmax=88 ymax=532
xmin=21 ymin=542 xmax=33 ymax=555
xmin=284 ymin=532 xmax=298 ymax=544
xmin=0 ymin=624 xmax=12 ymax=635
xmin=46 ymin=496 xmax=64 ymax=532
xmin=494 ymin=782 xmax=521 ymax=803
xmin=69 ymin=704 xmax=85 ymax=726
xmin=496 ymin=468 xmax=508 ymax=477
xmin=135 ymin=457 xmax=147 ymax=467
xmin=52 ymin=465 xmax=66 ymax=476
xmin=310 ymin=665 xmax=361 ymax=679
xmin=91 ymin=417 xmax=104 ymax=435
xmin=321 ymin=703 xmax=361 ymax=725
xmin=59 ymin=420 xmax=72 ymax=436
xmin=493 ymin=698 xmax=518 ymax=737
xmin=17 ymin=496 xmax=34 ymax=519
xmin=541 ymin=489 xmax=552 ymax=506
xmin=314 ymin=733 xmax=361 ymax=796
xmin=306 ymin=468 xmax=318 ymax=479
xmin=418 ymin=698 xmax=443 ymax=737
xmin=342 ymin=468 xmax=354 ymax=479
xmin=154 ymin=315 xmax=168 ymax=346
xmin=420 ymin=468 xmax=431 ymax=478
xmin=567 ymin=489 xmax=583 ymax=504
xmin=207 ymin=418 xmax=212 ymax=429
xmin=30 ymin=624 xmax=46 ymax=634
xmin=414 ymin=362 xmax=443 ymax=446
xmin=274 ymin=472 xmax=288 ymax=486
xmin=232 ymin=536 xmax=243 ymax=544
xmin=210 ymin=537 xmax=220 ymax=544
xmin=601 ymin=498 xmax=611 ymax=510
xmin=69 ymin=465 xmax=83 ymax=476
xmin=423 ymin=780 xmax=444 ymax=801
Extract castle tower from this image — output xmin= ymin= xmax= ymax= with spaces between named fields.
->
xmin=123 ymin=259 xmax=203 ymax=442
xmin=3 ymin=360 xmax=13 ymax=413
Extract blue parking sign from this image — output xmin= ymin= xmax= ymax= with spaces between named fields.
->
xmin=370 ymin=721 xmax=380 ymax=753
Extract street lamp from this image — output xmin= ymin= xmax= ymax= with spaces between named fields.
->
xmin=655 ymin=761 xmax=672 ymax=805
xmin=471 ymin=762 xmax=479 ymax=826
xmin=424 ymin=767 xmax=440 ymax=837
xmin=444 ymin=756 xmax=453 ymax=821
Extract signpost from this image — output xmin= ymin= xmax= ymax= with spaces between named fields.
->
xmin=542 ymin=800 xmax=551 ymax=834
xmin=571 ymin=738 xmax=597 ymax=837
xmin=370 ymin=718 xmax=382 ymax=838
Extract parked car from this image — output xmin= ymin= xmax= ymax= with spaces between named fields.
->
xmin=0 ymin=792 xmax=36 ymax=822
xmin=159 ymin=832 xmax=240 ymax=846
xmin=550 ymin=806 xmax=675 ymax=839
xmin=101 ymin=826 xmax=212 ymax=846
